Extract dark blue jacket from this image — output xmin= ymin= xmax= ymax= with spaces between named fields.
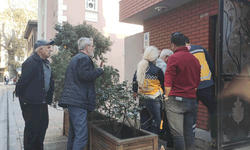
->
xmin=189 ymin=45 xmax=214 ymax=89
xmin=58 ymin=52 xmax=104 ymax=111
xmin=15 ymin=52 xmax=54 ymax=104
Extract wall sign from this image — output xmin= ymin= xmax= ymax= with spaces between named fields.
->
xmin=143 ymin=32 xmax=149 ymax=49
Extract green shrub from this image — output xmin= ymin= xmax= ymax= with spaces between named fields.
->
xmin=51 ymin=22 xmax=119 ymax=106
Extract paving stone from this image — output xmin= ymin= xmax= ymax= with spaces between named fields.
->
xmin=4 ymin=85 xmax=68 ymax=150
xmin=204 ymin=141 xmax=211 ymax=150
xmin=195 ymin=147 xmax=203 ymax=150
xmin=195 ymin=139 xmax=204 ymax=149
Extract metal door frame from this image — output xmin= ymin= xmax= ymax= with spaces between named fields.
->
xmin=216 ymin=0 xmax=250 ymax=149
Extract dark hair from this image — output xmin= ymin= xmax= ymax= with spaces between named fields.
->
xmin=170 ymin=32 xmax=186 ymax=47
xmin=184 ymin=36 xmax=189 ymax=44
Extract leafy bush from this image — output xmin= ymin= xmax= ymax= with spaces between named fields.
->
xmin=51 ymin=22 xmax=119 ymax=106
xmin=51 ymin=22 xmax=154 ymax=137
xmin=95 ymin=81 xmax=144 ymax=137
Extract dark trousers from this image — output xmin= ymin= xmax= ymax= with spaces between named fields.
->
xmin=193 ymin=86 xmax=217 ymax=138
xmin=159 ymin=109 xmax=174 ymax=146
xmin=19 ymin=101 xmax=49 ymax=150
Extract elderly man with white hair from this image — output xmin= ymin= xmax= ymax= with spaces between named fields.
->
xmin=15 ymin=39 xmax=55 ymax=150
xmin=156 ymin=49 xmax=173 ymax=74
xmin=156 ymin=49 xmax=174 ymax=148
xmin=59 ymin=37 xmax=104 ymax=150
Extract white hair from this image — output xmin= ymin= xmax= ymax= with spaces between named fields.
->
xmin=34 ymin=45 xmax=44 ymax=52
xmin=160 ymin=49 xmax=173 ymax=59
xmin=78 ymin=37 xmax=91 ymax=51
xmin=137 ymin=46 xmax=159 ymax=87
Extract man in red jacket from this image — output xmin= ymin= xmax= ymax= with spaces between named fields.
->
xmin=164 ymin=32 xmax=201 ymax=150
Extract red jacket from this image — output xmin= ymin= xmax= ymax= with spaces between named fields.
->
xmin=164 ymin=47 xmax=201 ymax=99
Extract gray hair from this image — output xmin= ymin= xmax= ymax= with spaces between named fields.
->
xmin=34 ymin=45 xmax=44 ymax=52
xmin=160 ymin=49 xmax=173 ymax=59
xmin=137 ymin=46 xmax=159 ymax=87
xmin=77 ymin=37 xmax=91 ymax=51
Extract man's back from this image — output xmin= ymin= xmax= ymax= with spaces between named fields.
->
xmin=59 ymin=52 xmax=103 ymax=111
xmin=189 ymin=45 xmax=214 ymax=89
xmin=165 ymin=47 xmax=201 ymax=98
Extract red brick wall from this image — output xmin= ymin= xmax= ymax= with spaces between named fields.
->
xmin=143 ymin=0 xmax=218 ymax=130
xmin=119 ymin=0 xmax=163 ymax=22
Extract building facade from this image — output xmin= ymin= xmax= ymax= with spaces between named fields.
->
xmin=24 ymin=20 xmax=38 ymax=57
xmin=120 ymin=0 xmax=219 ymax=131
xmin=38 ymin=0 xmax=143 ymax=81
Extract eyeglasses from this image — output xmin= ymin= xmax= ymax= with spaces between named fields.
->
xmin=88 ymin=45 xmax=95 ymax=48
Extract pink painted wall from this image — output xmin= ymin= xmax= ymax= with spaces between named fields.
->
xmin=45 ymin=0 xmax=143 ymax=82
xmin=46 ymin=0 xmax=57 ymax=41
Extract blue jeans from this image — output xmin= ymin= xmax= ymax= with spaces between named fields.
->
xmin=67 ymin=105 xmax=88 ymax=150
xmin=165 ymin=96 xmax=197 ymax=150
xmin=140 ymin=97 xmax=161 ymax=134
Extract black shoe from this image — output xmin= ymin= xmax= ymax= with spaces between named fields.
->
xmin=158 ymin=134 xmax=167 ymax=141
xmin=210 ymin=142 xmax=217 ymax=149
xmin=167 ymin=142 xmax=174 ymax=148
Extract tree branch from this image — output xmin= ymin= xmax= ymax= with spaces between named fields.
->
xmin=0 ymin=43 xmax=8 ymax=50
xmin=1 ymin=23 xmax=8 ymax=41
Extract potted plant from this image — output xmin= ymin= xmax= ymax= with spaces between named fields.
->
xmin=89 ymin=81 xmax=158 ymax=150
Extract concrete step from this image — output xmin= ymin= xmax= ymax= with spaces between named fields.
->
xmin=158 ymin=128 xmax=213 ymax=150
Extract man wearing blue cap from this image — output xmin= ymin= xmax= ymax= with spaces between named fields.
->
xmin=15 ymin=39 xmax=54 ymax=150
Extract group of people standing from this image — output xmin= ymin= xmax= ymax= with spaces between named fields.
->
xmin=15 ymin=37 xmax=103 ymax=150
xmin=4 ymin=75 xmax=18 ymax=85
xmin=133 ymin=32 xmax=217 ymax=150
xmin=14 ymin=32 xmax=216 ymax=150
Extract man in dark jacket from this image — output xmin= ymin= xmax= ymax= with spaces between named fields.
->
xmin=15 ymin=39 xmax=54 ymax=150
xmin=185 ymin=36 xmax=217 ymax=146
xmin=58 ymin=37 xmax=104 ymax=150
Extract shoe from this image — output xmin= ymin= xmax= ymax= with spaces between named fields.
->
xmin=158 ymin=134 xmax=167 ymax=141
xmin=210 ymin=141 xmax=216 ymax=148
xmin=167 ymin=142 xmax=174 ymax=148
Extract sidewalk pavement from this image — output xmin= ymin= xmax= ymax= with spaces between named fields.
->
xmin=2 ymin=83 xmax=250 ymax=150
xmin=3 ymin=84 xmax=67 ymax=150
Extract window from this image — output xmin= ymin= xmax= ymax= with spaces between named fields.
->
xmin=85 ymin=0 xmax=98 ymax=12
xmin=85 ymin=0 xmax=98 ymax=22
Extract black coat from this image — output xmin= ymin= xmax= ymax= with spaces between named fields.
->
xmin=15 ymin=52 xmax=54 ymax=104
xmin=58 ymin=52 xmax=104 ymax=111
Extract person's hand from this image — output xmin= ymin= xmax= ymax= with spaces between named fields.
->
xmin=100 ymin=61 xmax=104 ymax=70
xmin=133 ymin=92 xmax=138 ymax=100
xmin=13 ymin=91 xmax=19 ymax=97
xmin=164 ymin=95 xmax=169 ymax=101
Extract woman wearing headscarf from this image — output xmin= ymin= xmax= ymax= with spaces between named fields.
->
xmin=132 ymin=46 xmax=164 ymax=134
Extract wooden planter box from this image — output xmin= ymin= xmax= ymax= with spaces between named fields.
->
xmin=63 ymin=110 xmax=110 ymax=150
xmin=89 ymin=123 xmax=158 ymax=150
xmin=63 ymin=110 xmax=70 ymax=136
xmin=63 ymin=110 xmax=108 ymax=136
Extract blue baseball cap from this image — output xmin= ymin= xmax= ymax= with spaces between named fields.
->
xmin=34 ymin=39 xmax=54 ymax=50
